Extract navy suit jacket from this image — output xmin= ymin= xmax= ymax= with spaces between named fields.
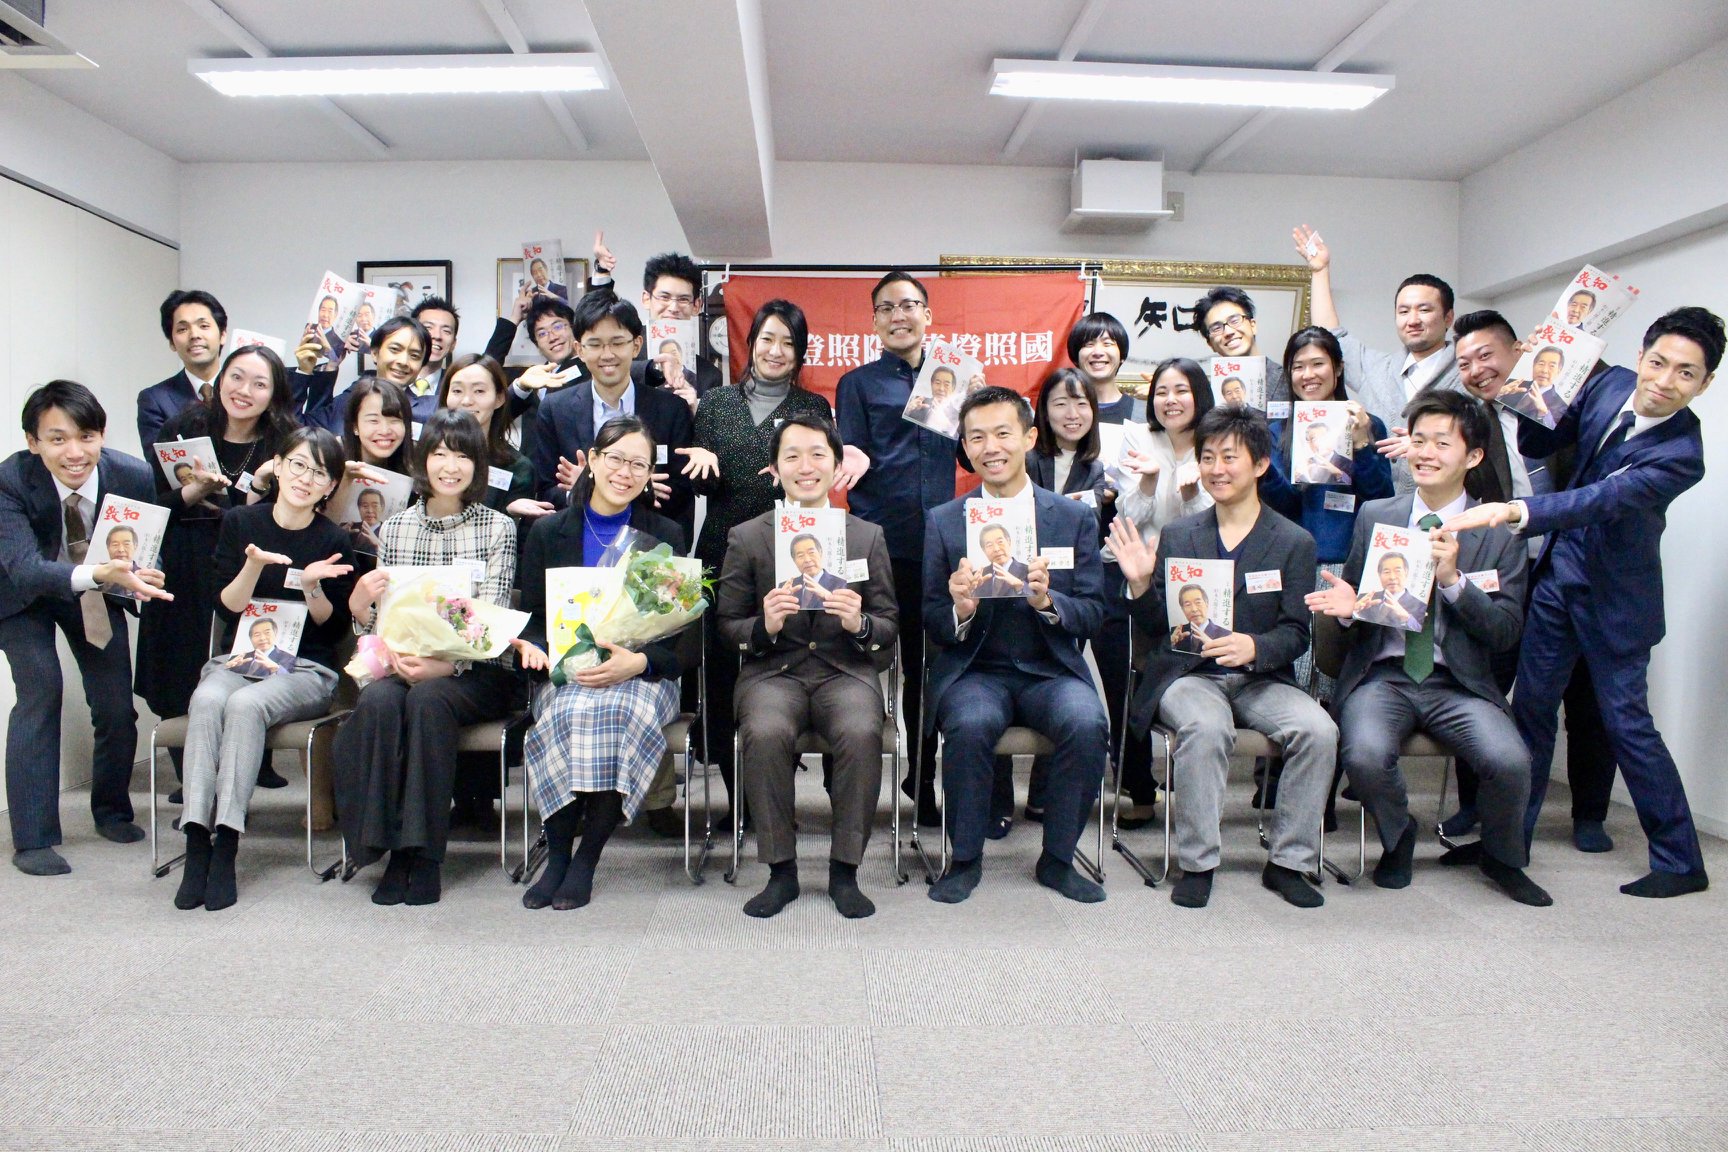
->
xmin=1516 ymin=364 xmax=1704 ymax=656
xmin=922 ymin=484 xmax=1105 ymax=733
xmin=137 ymin=370 xmax=205 ymax=453
xmin=528 ymin=380 xmax=696 ymax=535
xmin=0 ymin=448 xmax=157 ymax=623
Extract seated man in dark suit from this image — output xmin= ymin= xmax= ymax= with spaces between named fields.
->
xmin=1170 ymin=584 xmax=1230 ymax=653
xmin=1353 ymin=551 xmax=1428 ymax=631
xmin=1113 ymin=405 xmax=1336 ymax=909
xmin=971 ymin=523 xmax=1031 ymax=598
xmin=718 ymin=415 xmax=898 ymax=919
xmin=0 ymin=381 xmax=173 ymax=875
xmin=784 ymin=531 xmax=848 ymax=611
xmin=1446 ymin=306 xmax=1722 ymax=899
xmin=530 ymin=292 xmax=696 ymax=545
xmin=923 ymin=386 xmax=1109 ymax=905
xmin=1312 ymin=390 xmax=1549 ymax=905
xmin=138 ymin=289 xmax=227 ymax=452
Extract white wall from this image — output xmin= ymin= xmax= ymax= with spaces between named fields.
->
xmin=1488 ymin=220 xmax=1728 ymax=838
xmin=178 ymin=159 xmax=1458 ymax=363
xmin=0 ymin=176 xmax=181 ymax=814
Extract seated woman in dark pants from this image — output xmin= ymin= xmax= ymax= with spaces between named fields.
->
xmin=333 ymin=410 xmax=524 ymax=906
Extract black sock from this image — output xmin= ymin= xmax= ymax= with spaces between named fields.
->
xmin=1479 ymin=855 xmax=1553 ymax=906
xmin=745 ymin=860 xmax=802 ymax=918
xmin=372 ymin=848 xmax=414 ymax=906
xmin=555 ymin=792 xmax=622 ymax=910
xmin=175 ymin=823 xmax=212 ymax=910
xmin=405 ymin=855 xmax=441 ymax=906
xmin=524 ymin=802 xmax=583 ymax=909
xmin=1262 ymin=861 xmax=1324 ymax=908
xmin=1035 ymin=851 xmax=1105 ymax=903
xmin=1373 ymin=815 xmax=1418 ymax=888
xmin=205 ymin=825 xmax=240 ymax=911
xmin=1620 ymin=869 xmax=1709 ymax=899
xmin=828 ymin=860 xmax=874 ymax=918
xmin=929 ymin=856 xmax=982 ymax=904
xmin=1171 ymin=867 xmax=1213 ymax=908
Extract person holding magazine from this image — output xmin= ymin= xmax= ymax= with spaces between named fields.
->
xmin=292 ymin=316 xmax=429 ymax=437
xmin=1107 ymin=357 xmax=1217 ymax=827
xmin=676 ymin=299 xmax=836 ymax=822
xmin=1308 ymin=390 xmax=1548 ymax=906
xmin=334 ymin=410 xmax=522 ymax=907
xmin=326 ymin=375 xmax=413 ymax=560
xmin=716 ymin=414 xmax=898 ymax=919
xmin=515 ymin=416 xmax=693 ymax=911
xmin=1114 ymin=405 xmax=1337 ymax=910
xmin=173 ymin=427 xmax=355 ymax=911
xmin=137 ymin=345 xmax=301 ymax=799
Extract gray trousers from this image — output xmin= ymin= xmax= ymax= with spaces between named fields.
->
xmin=1340 ymin=665 xmax=1530 ymax=868
xmin=737 ymin=663 xmax=884 ymax=866
xmin=182 ymin=657 xmax=337 ymax=833
xmin=1157 ymin=672 xmax=1337 ymax=873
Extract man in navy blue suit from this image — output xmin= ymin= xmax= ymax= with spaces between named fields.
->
xmin=137 ymin=289 xmax=226 ymax=452
xmin=922 ymin=386 xmax=1110 ymax=905
xmin=1446 ymin=306 xmax=1721 ymax=898
xmin=0 ymin=381 xmax=173 ymax=875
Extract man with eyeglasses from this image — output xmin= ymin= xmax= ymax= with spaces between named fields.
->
xmin=1193 ymin=286 xmax=1290 ymax=411
xmin=835 ymin=270 xmax=954 ymax=825
xmin=626 ymin=249 xmax=721 ymax=412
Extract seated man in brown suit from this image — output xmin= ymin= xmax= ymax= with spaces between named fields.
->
xmin=717 ymin=414 xmax=899 ymax=919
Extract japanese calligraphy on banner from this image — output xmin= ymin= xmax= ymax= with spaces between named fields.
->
xmin=721 ymin=273 xmax=1085 ymax=408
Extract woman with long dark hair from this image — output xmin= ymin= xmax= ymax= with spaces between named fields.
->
xmin=436 ymin=352 xmax=551 ymax=520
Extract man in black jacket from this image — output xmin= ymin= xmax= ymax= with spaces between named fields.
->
xmin=138 ymin=289 xmax=226 ymax=452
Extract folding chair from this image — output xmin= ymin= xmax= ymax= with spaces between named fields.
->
xmin=903 ymin=639 xmax=1107 ymax=887
xmin=147 ymin=631 xmax=358 ymax=882
xmin=1309 ymin=611 xmax=1460 ymax=884
xmin=722 ymin=646 xmax=902 ymax=887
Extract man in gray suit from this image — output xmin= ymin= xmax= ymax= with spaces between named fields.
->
xmin=1310 ymin=390 xmax=1550 ymax=906
xmin=1113 ymin=406 xmax=1337 ymax=910
xmin=717 ymin=415 xmax=898 ymax=920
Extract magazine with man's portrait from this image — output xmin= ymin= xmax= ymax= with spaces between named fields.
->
xmin=647 ymin=318 xmax=700 ymax=393
xmin=1355 ymin=523 xmax=1435 ymax=633
xmin=1547 ymin=265 xmax=1639 ymax=338
xmin=1290 ymin=401 xmax=1355 ymax=487
xmin=88 ymin=496 xmax=169 ymax=601
xmin=151 ymin=436 xmax=219 ymax=491
xmin=1207 ymin=356 xmax=1267 ymax=412
xmin=226 ymin=599 xmax=307 ymax=679
xmin=963 ymin=498 xmax=1037 ymax=599
xmin=774 ymin=506 xmax=849 ymax=611
xmin=1496 ymin=322 xmax=1605 ymax=431
xmin=329 ymin=468 xmax=414 ymax=556
xmin=902 ymin=339 xmax=983 ymax=440
xmin=521 ymin=239 xmax=569 ymax=302
xmin=305 ymin=270 xmax=360 ymax=371
xmin=1165 ymin=558 xmax=1234 ymax=653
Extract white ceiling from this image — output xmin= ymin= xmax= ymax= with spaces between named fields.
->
xmin=16 ymin=0 xmax=1728 ymax=180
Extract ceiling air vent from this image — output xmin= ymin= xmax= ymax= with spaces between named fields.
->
xmin=0 ymin=0 xmax=96 ymax=69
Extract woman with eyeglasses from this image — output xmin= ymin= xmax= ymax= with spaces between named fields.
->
xmin=515 ymin=416 xmax=694 ymax=911
xmin=172 ymin=427 xmax=355 ymax=911
xmin=137 ymin=345 xmax=302 ymax=795
xmin=333 ymin=409 xmax=524 ymax=907
xmin=670 ymin=299 xmax=834 ymax=818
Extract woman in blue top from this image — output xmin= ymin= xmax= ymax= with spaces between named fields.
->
xmin=1259 ymin=325 xmax=1394 ymax=699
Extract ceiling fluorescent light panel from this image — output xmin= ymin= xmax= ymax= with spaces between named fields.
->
xmin=190 ymin=53 xmax=606 ymax=97
xmin=991 ymin=59 xmax=1393 ymax=111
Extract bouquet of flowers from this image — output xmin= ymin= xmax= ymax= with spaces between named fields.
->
xmin=346 ymin=568 xmax=529 ymax=688
xmin=550 ymin=543 xmax=708 ymax=685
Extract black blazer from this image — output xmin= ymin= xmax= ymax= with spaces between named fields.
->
xmin=717 ymin=509 xmax=898 ymax=694
xmin=1127 ymin=504 xmax=1316 ymax=732
xmin=1027 ymin=448 xmax=1106 ymax=498
xmin=0 ymin=448 xmax=157 ymax=623
xmin=633 ymin=353 xmax=721 ymax=399
xmin=518 ymin=503 xmax=692 ymax=681
xmin=528 ymin=381 xmax=696 ymax=538
xmin=137 ymin=371 xmax=203 ymax=453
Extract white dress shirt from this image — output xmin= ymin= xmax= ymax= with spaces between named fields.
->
xmin=52 ymin=472 xmax=102 ymax=592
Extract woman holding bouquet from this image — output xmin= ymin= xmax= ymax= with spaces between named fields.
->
xmin=334 ymin=409 xmax=522 ymax=906
xmin=174 ymin=427 xmax=354 ymax=911
xmin=516 ymin=415 xmax=692 ymax=911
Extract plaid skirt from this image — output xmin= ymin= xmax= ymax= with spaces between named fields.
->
xmin=525 ymin=677 xmax=679 ymax=821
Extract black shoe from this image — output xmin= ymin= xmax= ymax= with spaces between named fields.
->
xmin=1171 ymin=868 xmax=1213 ymax=909
xmin=1620 ymin=869 xmax=1709 ymax=899
xmin=372 ymin=851 xmax=413 ymax=905
xmin=96 ymin=820 xmax=145 ymax=844
xmin=1373 ymin=817 xmax=1418 ymax=889
xmin=900 ymin=776 xmax=940 ymax=828
xmin=255 ymin=764 xmax=289 ymax=790
xmin=168 ymin=788 xmax=183 ymax=805
xmin=1022 ymin=805 xmax=1045 ymax=824
xmin=1262 ymin=861 xmax=1324 ymax=908
xmin=643 ymin=807 xmax=683 ymax=838
xmin=985 ymin=814 xmax=1012 ymax=840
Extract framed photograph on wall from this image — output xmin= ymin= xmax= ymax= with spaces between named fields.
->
xmin=497 ymin=257 xmax=591 ymax=366
xmin=940 ymin=255 xmax=1310 ymax=392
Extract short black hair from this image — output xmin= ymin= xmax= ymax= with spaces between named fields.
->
xmin=412 ymin=408 xmax=492 ymax=508
xmin=572 ymin=290 xmax=644 ymax=341
xmin=958 ymin=385 xmax=1033 ymax=437
xmin=23 ymin=379 xmax=107 ymax=438
xmin=1403 ymin=388 xmax=1489 ymax=457
xmin=1145 ymin=357 xmax=1216 ymax=433
xmin=1193 ymin=404 xmax=1273 ymax=464
xmin=368 ymin=315 xmax=429 ymax=368
xmin=411 ymin=295 xmax=459 ymax=333
xmin=1065 ymin=311 xmax=1130 ymax=365
xmin=871 ymin=270 xmax=929 ymax=307
xmin=1396 ymin=273 xmax=1455 ymax=315
xmin=1193 ymin=286 xmax=1256 ymax=328
xmin=643 ymin=252 xmax=703 ymax=297
xmin=769 ymin=412 xmax=843 ymax=460
xmin=1033 ymin=367 xmax=1100 ymax=466
xmin=1452 ymin=309 xmax=1518 ymax=347
xmin=1642 ymin=306 xmax=1726 ymax=375
xmin=526 ymin=293 xmax=577 ymax=338
xmin=159 ymin=290 xmax=228 ymax=341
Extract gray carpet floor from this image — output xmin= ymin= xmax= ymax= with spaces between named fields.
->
xmin=2 ymin=756 xmax=1725 ymax=1152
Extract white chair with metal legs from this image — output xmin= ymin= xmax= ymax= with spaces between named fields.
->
xmin=724 ymin=647 xmax=902 ymax=887
xmin=900 ymin=639 xmax=1107 ymax=887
